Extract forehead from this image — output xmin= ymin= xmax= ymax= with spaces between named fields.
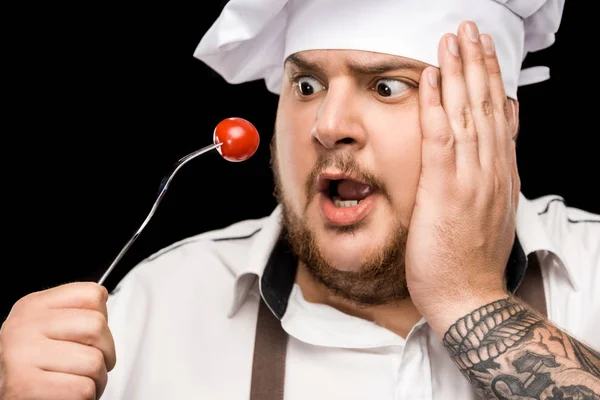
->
xmin=284 ymin=49 xmax=431 ymax=74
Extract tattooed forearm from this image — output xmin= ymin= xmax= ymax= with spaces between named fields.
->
xmin=442 ymin=297 xmax=600 ymax=399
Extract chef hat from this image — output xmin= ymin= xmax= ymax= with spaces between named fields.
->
xmin=193 ymin=0 xmax=565 ymax=100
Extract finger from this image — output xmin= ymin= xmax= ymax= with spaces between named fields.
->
xmin=41 ymin=308 xmax=117 ymax=371
xmin=511 ymin=140 xmax=521 ymax=210
xmin=509 ymin=103 xmax=521 ymax=209
xmin=457 ymin=21 xmax=496 ymax=170
xmin=438 ymin=33 xmax=480 ymax=171
xmin=480 ymin=33 xmax=512 ymax=161
xmin=35 ymin=339 xmax=108 ymax=399
xmin=419 ymin=66 xmax=456 ymax=178
xmin=479 ymin=34 xmax=509 ymax=120
xmin=34 ymin=282 xmax=109 ymax=319
xmin=39 ymin=371 xmax=99 ymax=400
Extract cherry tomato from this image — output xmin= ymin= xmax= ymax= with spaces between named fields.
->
xmin=213 ymin=117 xmax=260 ymax=162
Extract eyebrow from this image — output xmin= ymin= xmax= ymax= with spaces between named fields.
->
xmin=285 ymin=53 xmax=424 ymax=75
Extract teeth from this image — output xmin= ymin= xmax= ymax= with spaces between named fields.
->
xmin=332 ymin=196 xmax=361 ymax=208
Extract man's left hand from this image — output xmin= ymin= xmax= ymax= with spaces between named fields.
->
xmin=405 ymin=21 xmax=520 ymax=337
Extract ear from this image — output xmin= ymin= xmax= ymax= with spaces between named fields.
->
xmin=507 ymin=98 xmax=520 ymax=140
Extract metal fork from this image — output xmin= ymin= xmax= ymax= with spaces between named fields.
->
xmin=97 ymin=142 xmax=222 ymax=285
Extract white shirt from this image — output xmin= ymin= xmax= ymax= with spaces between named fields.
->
xmin=102 ymin=193 xmax=600 ymax=399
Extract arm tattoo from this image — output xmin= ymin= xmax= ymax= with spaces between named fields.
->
xmin=442 ymin=297 xmax=600 ymax=399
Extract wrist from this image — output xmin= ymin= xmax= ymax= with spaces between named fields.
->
xmin=423 ymin=289 xmax=510 ymax=340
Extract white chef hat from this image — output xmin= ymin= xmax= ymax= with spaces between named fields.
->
xmin=193 ymin=0 xmax=565 ymax=100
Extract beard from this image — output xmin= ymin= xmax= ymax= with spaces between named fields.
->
xmin=270 ymin=137 xmax=410 ymax=307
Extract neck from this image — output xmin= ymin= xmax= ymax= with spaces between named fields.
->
xmin=295 ymin=262 xmax=422 ymax=339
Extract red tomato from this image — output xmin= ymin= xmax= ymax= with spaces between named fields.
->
xmin=213 ymin=117 xmax=260 ymax=162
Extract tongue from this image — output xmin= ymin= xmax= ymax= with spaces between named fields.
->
xmin=337 ymin=180 xmax=374 ymax=200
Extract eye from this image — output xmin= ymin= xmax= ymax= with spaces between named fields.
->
xmin=373 ymin=78 xmax=411 ymax=98
xmin=294 ymin=76 xmax=325 ymax=97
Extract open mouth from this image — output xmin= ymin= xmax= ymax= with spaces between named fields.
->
xmin=316 ymin=174 xmax=378 ymax=227
xmin=326 ymin=179 xmax=375 ymax=207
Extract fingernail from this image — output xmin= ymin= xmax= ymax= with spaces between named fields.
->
xmin=447 ymin=36 xmax=459 ymax=57
xmin=428 ymin=69 xmax=438 ymax=87
xmin=466 ymin=22 xmax=479 ymax=43
xmin=481 ymin=34 xmax=495 ymax=55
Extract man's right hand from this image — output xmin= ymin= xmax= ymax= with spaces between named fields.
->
xmin=0 ymin=282 xmax=117 ymax=400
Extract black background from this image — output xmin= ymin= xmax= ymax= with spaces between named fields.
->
xmin=2 ymin=2 xmax=597 ymax=320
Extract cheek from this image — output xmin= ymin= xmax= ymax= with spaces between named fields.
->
xmin=370 ymin=111 xmax=423 ymax=219
xmin=274 ymin=100 xmax=318 ymax=209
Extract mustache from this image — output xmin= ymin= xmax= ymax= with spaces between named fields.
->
xmin=304 ymin=153 xmax=389 ymax=203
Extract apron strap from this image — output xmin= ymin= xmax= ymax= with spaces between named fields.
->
xmin=250 ymin=299 xmax=288 ymax=400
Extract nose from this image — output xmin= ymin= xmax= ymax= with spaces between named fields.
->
xmin=312 ymin=84 xmax=367 ymax=150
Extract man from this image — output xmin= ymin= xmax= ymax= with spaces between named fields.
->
xmin=1 ymin=0 xmax=598 ymax=399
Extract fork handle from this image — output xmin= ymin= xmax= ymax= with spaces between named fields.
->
xmin=97 ymin=142 xmax=221 ymax=286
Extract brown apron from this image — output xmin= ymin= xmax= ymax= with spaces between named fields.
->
xmin=249 ymin=299 xmax=288 ymax=400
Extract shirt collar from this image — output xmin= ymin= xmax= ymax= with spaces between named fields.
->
xmin=515 ymin=192 xmax=578 ymax=290
xmin=228 ymin=206 xmax=287 ymax=317
xmin=228 ymin=193 xmax=575 ymax=318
